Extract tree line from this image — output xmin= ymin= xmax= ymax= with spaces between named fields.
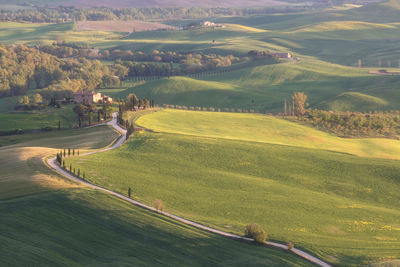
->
xmin=40 ymin=43 xmax=252 ymax=77
xmin=285 ymin=92 xmax=400 ymax=139
xmin=117 ymin=93 xmax=155 ymax=138
xmin=0 ymin=6 xmax=313 ymax=23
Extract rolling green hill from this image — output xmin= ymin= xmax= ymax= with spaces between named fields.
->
xmin=0 ymin=124 xmax=310 ymax=266
xmin=318 ymin=92 xmax=389 ymax=111
xmin=1 ymin=189 xmax=311 ymax=266
xmin=104 ymin=58 xmax=400 ymax=112
xmin=2 ymin=0 xmax=400 ymax=113
xmin=66 ymin=110 xmax=400 ymax=266
xmin=136 ymin=109 xmax=400 ymax=159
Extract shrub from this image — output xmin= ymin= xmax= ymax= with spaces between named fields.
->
xmin=154 ymin=199 xmax=164 ymax=211
xmin=237 ymin=108 xmax=242 ymax=113
xmin=224 ymin=108 xmax=229 ymax=112
xmin=202 ymin=107 xmax=208 ymax=111
xmin=254 ymin=230 xmax=267 ymax=243
xmin=245 ymin=223 xmax=267 ymax=243
xmin=189 ymin=106 xmax=194 ymax=110
xmin=217 ymin=108 xmax=221 ymax=112
xmin=209 ymin=107 xmax=215 ymax=112
xmin=195 ymin=106 xmax=201 ymax=111
xmin=230 ymin=108 xmax=235 ymax=112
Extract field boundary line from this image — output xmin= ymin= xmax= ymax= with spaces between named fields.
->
xmin=47 ymin=112 xmax=331 ymax=267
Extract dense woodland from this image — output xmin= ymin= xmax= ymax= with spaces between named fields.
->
xmin=0 ymin=44 xmax=276 ymax=101
xmin=0 ymin=45 xmax=124 ymax=99
xmin=42 ymin=43 xmax=253 ymax=76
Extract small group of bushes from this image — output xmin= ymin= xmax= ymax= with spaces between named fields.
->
xmin=245 ymin=223 xmax=294 ymax=250
xmin=245 ymin=223 xmax=268 ymax=243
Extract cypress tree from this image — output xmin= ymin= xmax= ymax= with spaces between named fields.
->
xmin=63 ymin=160 xmax=65 ymax=169
xmin=68 ymin=148 xmax=71 ymax=156
xmin=78 ymin=150 xmax=80 ymax=156
xmin=63 ymin=148 xmax=66 ymax=157
xmin=128 ymin=187 xmax=131 ymax=198
xmin=73 ymin=168 xmax=75 ymax=174
xmin=69 ymin=164 xmax=72 ymax=172
xmin=73 ymin=149 xmax=75 ymax=156
xmin=83 ymin=172 xmax=85 ymax=179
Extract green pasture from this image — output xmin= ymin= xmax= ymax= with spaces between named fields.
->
xmin=0 ymin=125 xmax=119 ymax=199
xmin=0 ymin=189 xmax=310 ymax=266
xmin=0 ymin=105 xmax=77 ymax=132
xmin=106 ymin=58 xmax=400 ymax=112
xmin=0 ymin=121 xmax=308 ymax=266
xmin=135 ymin=110 xmax=400 ymax=160
xmin=66 ymin=118 xmax=400 ymax=265
xmin=1 ymin=1 xmax=400 ymax=113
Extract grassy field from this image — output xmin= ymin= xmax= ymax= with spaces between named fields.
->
xmin=0 ymin=105 xmax=77 ymax=132
xmin=66 ymin=110 xmax=400 ymax=265
xmin=0 ymin=125 xmax=119 ymax=199
xmin=0 ymin=189 xmax=311 ymax=266
xmin=0 ymin=120 xmax=310 ymax=266
xmin=2 ymin=1 xmax=400 ymax=112
xmin=104 ymin=58 xmax=400 ymax=111
xmin=135 ymin=110 xmax=400 ymax=160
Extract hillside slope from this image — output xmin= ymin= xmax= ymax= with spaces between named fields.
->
xmin=68 ymin=110 xmax=400 ymax=265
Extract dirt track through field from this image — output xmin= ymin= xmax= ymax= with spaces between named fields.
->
xmin=47 ymin=112 xmax=331 ymax=267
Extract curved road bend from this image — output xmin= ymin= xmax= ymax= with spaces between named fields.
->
xmin=47 ymin=112 xmax=331 ymax=267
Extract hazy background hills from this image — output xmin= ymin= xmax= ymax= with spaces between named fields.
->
xmin=0 ymin=0 xmax=382 ymax=8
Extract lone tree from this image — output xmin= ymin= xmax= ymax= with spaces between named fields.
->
xmin=126 ymin=123 xmax=135 ymax=139
xmin=128 ymin=187 xmax=131 ymax=198
xmin=245 ymin=223 xmax=267 ymax=243
xmin=292 ymin=92 xmax=308 ymax=116
xmin=73 ymin=104 xmax=89 ymax=128
xmin=154 ymin=199 xmax=164 ymax=211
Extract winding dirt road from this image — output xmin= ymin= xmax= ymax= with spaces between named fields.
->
xmin=47 ymin=112 xmax=331 ymax=267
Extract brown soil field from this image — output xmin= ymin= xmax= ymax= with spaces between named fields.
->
xmin=77 ymin=20 xmax=176 ymax=33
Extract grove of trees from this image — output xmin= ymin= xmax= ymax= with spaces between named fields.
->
xmin=0 ymin=45 xmax=123 ymax=98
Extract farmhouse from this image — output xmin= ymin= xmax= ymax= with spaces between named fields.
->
xmin=73 ymin=91 xmax=113 ymax=104
xmin=270 ymin=52 xmax=292 ymax=59
xmin=201 ymin=21 xmax=225 ymax=28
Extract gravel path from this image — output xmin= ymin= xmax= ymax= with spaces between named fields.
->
xmin=47 ymin=112 xmax=331 ymax=267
